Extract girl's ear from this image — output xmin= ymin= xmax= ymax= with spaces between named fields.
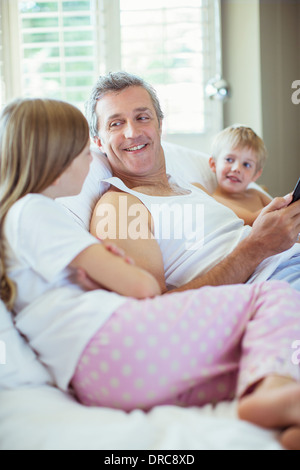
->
xmin=252 ymin=168 xmax=263 ymax=183
xmin=209 ymin=156 xmax=217 ymax=173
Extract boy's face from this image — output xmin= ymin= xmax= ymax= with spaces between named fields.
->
xmin=209 ymin=146 xmax=262 ymax=194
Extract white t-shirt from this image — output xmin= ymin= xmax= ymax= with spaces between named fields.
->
xmin=3 ymin=194 xmax=127 ymax=390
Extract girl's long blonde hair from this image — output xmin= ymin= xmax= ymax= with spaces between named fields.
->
xmin=0 ymin=98 xmax=90 ymax=310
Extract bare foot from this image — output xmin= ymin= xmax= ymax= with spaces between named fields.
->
xmin=237 ymin=376 xmax=300 ymax=450
xmin=281 ymin=427 xmax=300 ymax=450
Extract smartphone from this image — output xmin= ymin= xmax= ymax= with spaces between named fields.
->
xmin=291 ymin=177 xmax=300 ymax=204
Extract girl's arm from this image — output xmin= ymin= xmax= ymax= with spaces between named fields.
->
xmin=70 ymin=243 xmax=161 ymax=299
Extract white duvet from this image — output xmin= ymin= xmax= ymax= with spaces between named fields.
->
xmin=0 ymin=386 xmax=281 ymax=450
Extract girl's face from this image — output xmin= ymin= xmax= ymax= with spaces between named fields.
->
xmin=209 ymin=146 xmax=262 ymax=194
xmin=58 ymin=140 xmax=93 ymax=197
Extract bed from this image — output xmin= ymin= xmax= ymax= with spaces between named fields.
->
xmin=0 ymin=142 xmax=281 ymax=450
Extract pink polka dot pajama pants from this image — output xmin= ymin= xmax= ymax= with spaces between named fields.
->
xmin=71 ymin=281 xmax=300 ymax=411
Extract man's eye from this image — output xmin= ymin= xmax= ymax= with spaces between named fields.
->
xmin=138 ymin=116 xmax=150 ymax=121
xmin=110 ymin=121 xmax=122 ymax=128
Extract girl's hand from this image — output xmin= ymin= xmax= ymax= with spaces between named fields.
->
xmin=74 ymin=268 xmax=102 ymax=291
xmin=74 ymin=242 xmax=135 ymax=291
xmin=103 ymin=241 xmax=135 ymax=265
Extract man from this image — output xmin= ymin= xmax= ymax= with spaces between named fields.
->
xmin=85 ymin=71 xmax=300 ymax=293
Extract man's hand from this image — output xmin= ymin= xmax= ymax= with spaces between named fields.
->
xmin=249 ymin=195 xmax=300 ymax=257
xmin=169 ymin=194 xmax=300 ymax=294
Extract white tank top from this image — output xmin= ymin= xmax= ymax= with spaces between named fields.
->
xmin=103 ymin=176 xmax=252 ymax=289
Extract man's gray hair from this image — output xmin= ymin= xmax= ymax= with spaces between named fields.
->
xmin=85 ymin=71 xmax=164 ymax=138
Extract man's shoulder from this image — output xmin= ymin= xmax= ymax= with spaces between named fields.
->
xmin=98 ymin=188 xmax=146 ymax=208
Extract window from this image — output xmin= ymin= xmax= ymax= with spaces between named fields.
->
xmin=120 ymin=0 xmax=214 ymax=134
xmin=0 ymin=2 xmax=3 ymax=109
xmin=0 ymin=0 xmax=223 ymax=147
xmin=19 ymin=0 xmax=104 ymax=109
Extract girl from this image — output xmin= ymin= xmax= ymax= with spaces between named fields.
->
xmin=1 ymin=98 xmax=300 ymax=450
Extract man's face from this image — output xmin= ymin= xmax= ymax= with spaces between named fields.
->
xmin=95 ymin=86 xmax=164 ymax=178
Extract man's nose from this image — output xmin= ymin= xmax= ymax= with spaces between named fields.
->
xmin=124 ymin=121 xmax=139 ymax=139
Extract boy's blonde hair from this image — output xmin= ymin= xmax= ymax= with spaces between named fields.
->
xmin=0 ymin=98 xmax=90 ymax=310
xmin=211 ymin=125 xmax=268 ymax=173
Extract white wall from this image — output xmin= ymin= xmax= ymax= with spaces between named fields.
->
xmin=221 ymin=0 xmax=300 ymax=196
xmin=222 ymin=0 xmax=263 ymax=136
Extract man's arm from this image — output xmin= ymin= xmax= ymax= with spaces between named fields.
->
xmin=90 ymin=190 xmax=168 ymax=293
xmin=166 ymin=236 xmax=267 ymax=293
xmin=90 ymin=192 xmax=300 ymax=296
xmin=168 ymin=195 xmax=300 ymax=294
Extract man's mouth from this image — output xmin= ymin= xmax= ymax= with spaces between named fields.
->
xmin=125 ymin=144 xmax=148 ymax=152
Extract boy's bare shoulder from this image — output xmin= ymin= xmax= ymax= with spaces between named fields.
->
xmin=245 ymin=187 xmax=262 ymax=199
xmin=247 ymin=187 xmax=272 ymax=206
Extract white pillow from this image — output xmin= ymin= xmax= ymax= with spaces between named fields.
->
xmin=57 ymin=142 xmax=218 ymax=230
xmin=163 ymin=141 xmax=217 ymax=193
xmin=0 ymin=300 xmax=53 ymax=390
xmin=57 ymin=141 xmax=271 ymax=230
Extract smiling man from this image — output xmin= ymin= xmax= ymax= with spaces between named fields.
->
xmin=94 ymin=85 xmax=166 ymax=181
xmin=85 ymin=72 xmax=300 ymax=294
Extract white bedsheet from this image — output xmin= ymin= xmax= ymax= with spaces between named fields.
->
xmin=0 ymin=386 xmax=282 ymax=450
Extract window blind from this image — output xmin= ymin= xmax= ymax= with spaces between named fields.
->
xmin=1 ymin=0 xmax=221 ymax=137
xmin=119 ymin=0 xmax=215 ymax=134
xmin=19 ymin=0 xmax=105 ymax=109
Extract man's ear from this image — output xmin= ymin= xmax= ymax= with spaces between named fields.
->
xmin=93 ymin=136 xmax=102 ymax=149
xmin=252 ymin=168 xmax=263 ymax=183
xmin=158 ymin=119 xmax=163 ymax=136
xmin=209 ymin=156 xmax=217 ymax=173
xmin=93 ymin=136 xmax=108 ymax=158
